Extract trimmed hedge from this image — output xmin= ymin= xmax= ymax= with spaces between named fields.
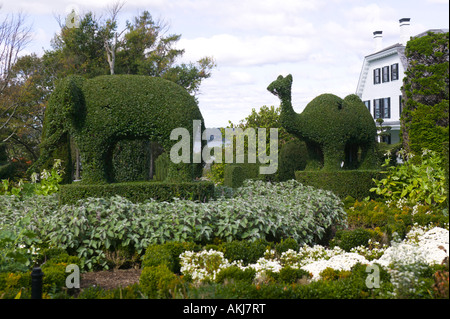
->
xmin=268 ymin=75 xmax=379 ymax=171
xmin=277 ymin=138 xmax=307 ymax=181
xmin=58 ymin=181 xmax=215 ymax=205
xmin=35 ymin=74 xmax=205 ymax=184
xmin=295 ymin=170 xmax=384 ymax=200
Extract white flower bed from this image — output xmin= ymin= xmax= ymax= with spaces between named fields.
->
xmin=179 ymin=225 xmax=449 ymax=283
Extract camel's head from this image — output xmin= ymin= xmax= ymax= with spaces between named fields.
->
xmin=267 ymin=74 xmax=293 ymax=101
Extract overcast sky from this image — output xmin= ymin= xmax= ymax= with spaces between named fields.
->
xmin=1 ymin=0 xmax=449 ymax=128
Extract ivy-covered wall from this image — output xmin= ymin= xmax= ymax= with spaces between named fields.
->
xmin=401 ymin=31 xmax=449 ymax=155
xmin=35 ymin=74 xmax=205 ymax=184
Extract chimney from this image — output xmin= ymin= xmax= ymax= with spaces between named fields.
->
xmin=373 ymin=31 xmax=383 ymax=52
xmin=399 ymin=18 xmax=411 ymax=46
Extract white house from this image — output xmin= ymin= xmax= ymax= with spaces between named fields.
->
xmin=356 ymin=18 xmax=411 ymax=145
xmin=356 ymin=19 xmax=449 ymax=145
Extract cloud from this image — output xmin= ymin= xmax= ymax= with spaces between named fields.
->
xmin=178 ymin=33 xmax=312 ymax=67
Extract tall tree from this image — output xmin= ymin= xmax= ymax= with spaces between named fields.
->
xmin=401 ymin=31 xmax=449 ymax=155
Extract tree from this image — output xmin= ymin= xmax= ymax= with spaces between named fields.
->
xmin=1 ymin=10 xmax=32 ymax=134
xmin=0 ymin=10 xmax=32 ymax=179
xmin=401 ymin=31 xmax=449 ymax=155
xmin=49 ymin=7 xmax=215 ymax=95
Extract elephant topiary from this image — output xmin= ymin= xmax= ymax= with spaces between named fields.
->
xmin=267 ymin=74 xmax=379 ymax=171
xmin=35 ymin=74 xmax=205 ymax=184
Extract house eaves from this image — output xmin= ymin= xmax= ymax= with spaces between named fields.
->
xmin=356 ymin=44 xmax=406 ymax=98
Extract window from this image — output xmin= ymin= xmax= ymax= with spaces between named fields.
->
xmin=363 ymin=100 xmax=370 ymax=113
xmin=383 ymin=97 xmax=390 ymax=118
xmin=373 ymin=68 xmax=381 ymax=84
xmin=391 ymin=63 xmax=399 ymax=81
xmin=381 ymin=134 xmax=391 ymax=144
xmin=373 ymin=97 xmax=391 ymax=119
xmin=382 ymin=66 xmax=390 ymax=82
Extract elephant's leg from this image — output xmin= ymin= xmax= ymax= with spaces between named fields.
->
xmin=358 ymin=142 xmax=380 ymax=170
xmin=304 ymin=142 xmax=324 ymax=171
xmin=322 ymin=144 xmax=345 ymax=171
xmin=79 ymin=142 xmax=109 ymax=184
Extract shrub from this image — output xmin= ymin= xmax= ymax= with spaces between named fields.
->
xmin=36 ymin=74 xmax=205 ymax=184
xmin=274 ymin=238 xmax=299 ymax=255
xmin=58 ymin=181 xmax=215 ymax=205
xmin=215 ymin=265 xmax=256 ymax=284
xmin=331 ymin=228 xmax=373 ymax=252
xmin=154 ymin=152 xmax=170 ymax=182
xmin=371 ymin=149 xmax=447 ymax=207
xmin=141 ymin=242 xmax=199 ymax=273
xmin=346 ymin=199 xmax=448 ymax=239
xmin=221 ymin=240 xmax=269 ymax=266
xmin=277 ymin=138 xmax=307 ymax=181
xmin=139 ymin=264 xmax=180 ymax=298
xmin=223 ymin=165 xmax=245 ymax=188
xmin=267 ymin=266 xmax=311 ymax=284
xmin=295 ymin=170 xmax=384 ymax=200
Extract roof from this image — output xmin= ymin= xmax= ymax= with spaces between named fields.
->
xmin=356 ymin=28 xmax=448 ymax=97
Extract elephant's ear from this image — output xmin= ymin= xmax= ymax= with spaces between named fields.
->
xmin=59 ymin=75 xmax=86 ymax=131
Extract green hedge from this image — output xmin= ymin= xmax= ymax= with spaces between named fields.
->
xmin=295 ymin=170 xmax=384 ymax=200
xmin=59 ymin=181 xmax=215 ymax=205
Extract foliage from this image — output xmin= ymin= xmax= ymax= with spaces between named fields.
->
xmin=142 ymin=241 xmax=199 ymax=273
xmin=370 ymin=149 xmax=447 ymax=207
xmin=59 ymin=181 xmax=215 ymax=205
xmin=296 ymin=170 xmax=384 ymax=200
xmin=32 ymin=159 xmax=64 ymax=196
xmin=401 ymin=31 xmax=449 ymax=155
xmin=35 ymin=74 xmax=205 ymax=183
xmin=0 ymin=211 xmax=41 ymax=273
xmin=0 ymin=180 xmax=346 ymax=270
xmin=223 ymin=165 xmax=245 ymax=188
xmin=215 ymin=265 xmax=256 ymax=284
xmin=268 ymin=74 xmax=379 ymax=171
xmin=278 ymin=138 xmax=308 ymax=181
xmin=330 ymin=228 xmax=372 ymax=252
xmin=208 ymin=104 xmax=296 ymax=184
xmin=139 ymin=264 xmax=180 ymax=299
xmin=49 ymin=10 xmax=215 ymax=94
xmin=345 ymin=198 xmax=448 ymax=240
xmin=154 ymin=152 xmax=170 ymax=181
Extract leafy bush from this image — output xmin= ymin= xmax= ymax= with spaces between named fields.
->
xmin=215 ymin=265 xmax=256 ymax=284
xmin=266 ymin=266 xmax=311 ymax=284
xmin=223 ymin=165 xmax=245 ymax=188
xmin=346 ymin=199 xmax=448 ymax=239
xmin=139 ymin=264 xmax=180 ymax=298
xmin=296 ymin=170 xmax=384 ymax=200
xmin=59 ymin=181 xmax=215 ymax=205
xmin=1 ymin=180 xmax=346 ymax=270
xmin=331 ymin=228 xmax=372 ymax=252
xmin=370 ymin=149 xmax=447 ymax=207
xmin=36 ymin=74 xmax=205 ymax=183
xmin=277 ymin=138 xmax=307 ymax=181
xmin=142 ymin=242 xmax=199 ymax=273
xmin=221 ymin=239 xmax=269 ymax=266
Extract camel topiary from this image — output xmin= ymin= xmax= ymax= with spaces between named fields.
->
xmin=267 ymin=74 xmax=379 ymax=171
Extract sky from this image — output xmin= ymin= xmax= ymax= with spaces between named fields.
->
xmin=1 ymin=0 xmax=449 ymax=128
